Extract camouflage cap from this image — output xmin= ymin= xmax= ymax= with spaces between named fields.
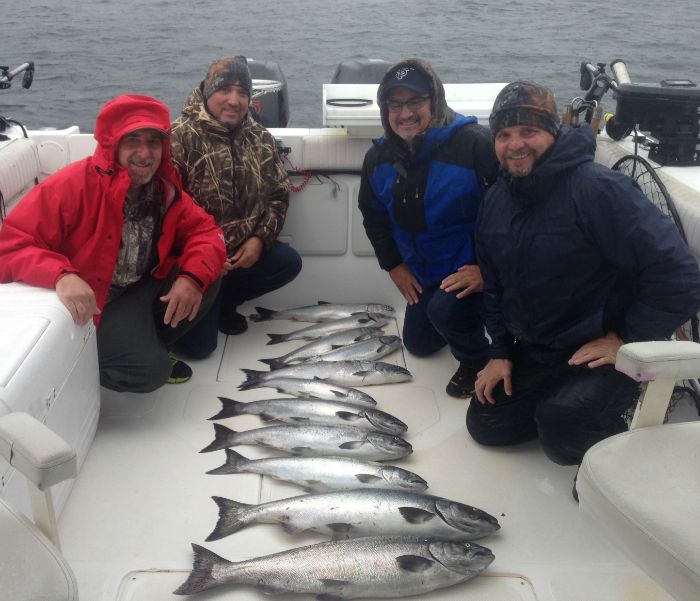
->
xmin=489 ymin=81 xmax=560 ymax=138
xmin=202 ymin=56 xmax=252 ymax=99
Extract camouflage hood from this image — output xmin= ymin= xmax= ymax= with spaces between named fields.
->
xmin=170 ymin=86 xmax=290 ymax=255
xmin=377 ymin=58 xmax=455 ymax=157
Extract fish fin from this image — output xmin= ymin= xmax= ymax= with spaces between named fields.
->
xmin=278 ymin=520 xmax=306 ymax=535
xmin=339 ymin=441 xmax=365 ymax=450
xmin=207 ymin=396 xmax=243 ymax=420
xmin=266 ymin=333 xmax=288 ymax=345
xmin=291 ymin=446 xmax=315 ymax=456
xmin=398 ymin=507 xmax=436 ymax=524
xmin=258 ymin=413 xmax=278 ymax=423
xmin=259 ymin=583 xmax=293 ymax=595
xmin=258 ymin=357 xmax=284 ymax=369
xmin=316 ymin=580 xmax=350 ymax=601
xmin=199 ymin=423 xmax=237 ymax=453
xmin=326 ymin=523 xmax=353 ymax=539
xmin=355 ymin=473 xmax=382 ymax=484
xmin=289 ymin=416 xmax=311 ymax=423
xmin=335 ymin=411 xmax=360 ymax=423
xmin=317 ymin=300 xmax=332 ymax=305
xmin=250 ymin=306 xmax=276 ymax=322
xmin=205 ymin=496 xmax=253 ymax=541
xmin=396 ymin=555 xmax=435 ymax=573
xmin=330 ymin=344 xmax=345 ymax=349
xmin=173 ymin=543 xmax=231 ymax=595
xmin=351 ymin=370 xmax=373 ymax=377
xmin=301 ymin=479 xmax=324 ymax=491
xmin=206 ymin=448 xmax=248 ymax=475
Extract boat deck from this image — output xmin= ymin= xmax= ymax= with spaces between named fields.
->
xmin=57 ymin=306 xmax=676 ymax=601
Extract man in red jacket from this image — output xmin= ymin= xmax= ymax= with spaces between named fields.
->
xmin=0 ymin=94 xmax=226 ymax=392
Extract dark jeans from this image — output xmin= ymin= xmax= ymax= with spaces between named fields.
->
xmin=97 ymin=268 xmax=220 ymax=393
xmin=402 ymin=286 xmax=488 ymax=365
xmin=175 ymin=241 xmax=302 ymax=359
xmin=466 ymin=345 xmax=640 ymax=465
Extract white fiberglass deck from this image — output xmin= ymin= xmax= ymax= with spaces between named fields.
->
xmin=57 ymin=306 xmax=674 ymax=601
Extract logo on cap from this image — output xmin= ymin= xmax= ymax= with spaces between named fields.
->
xmin=394 ymin=67 xmax=414 ymax=80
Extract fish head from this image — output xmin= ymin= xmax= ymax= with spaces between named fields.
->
xmin=366 ymin=432 xmax=413 ymax=458
xmin=375 ymin=362 xmax=412 ymax=382
xmin=363 ymin=409 xmax=408 ymax=436
xmin=379 ymin=467 xmax=428 ymax=491
xmin=428 ymin=540 xmax=495 ymax=576
xmin=368 ymin=304 xmax=396 ymax=316
xmin=435 ymin=499 xmax=500 ymax=539
xmin=348 ymin=389 xmax=378 ymax=406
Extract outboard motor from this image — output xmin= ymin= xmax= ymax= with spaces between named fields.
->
xmin=331 ymin=58 xmax=392 ymax=84
xmin=247 ymin=59 xmax=289 ymax=128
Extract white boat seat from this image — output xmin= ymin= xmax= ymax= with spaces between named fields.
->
xmin=0 ymin=412 xmax=78 ymax=601
xmin=578 ymin=341 xmax=700 ymax=601
xmin=0 ymin=136 xmax=40 ymax=217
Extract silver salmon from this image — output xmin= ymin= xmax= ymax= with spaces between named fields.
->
xmin=240 ymin=360 xmax=412 ymax=389
xmin=251 ymin=301 xmax=395 ymax=322
xmin=174 ymin=537 xmax=494 ymax=597
xmin=259 ymin=326 xmax=385 ymax=369
xmin=206 ymin=489 xmax=500 ymax=542
xmin=200 ymin=423 xmax=412 ymax=461
xmin=308 ymin=335 xmax=402 ymax=363
xmin=210 ymin=396 xmax=408 ymax=435
xmin=236 ymin=377 xmax=377 ymax=407
xmin=207 ymin=449 xmax=428 ymax=493
xmin=266 ymin=313 xmax=389 ymax=344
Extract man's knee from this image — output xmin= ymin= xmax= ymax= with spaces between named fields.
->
xmin=466 ymin=400 xmax=538 ymax=446
xmin=99 ymin=351 xmax=171 ymax=393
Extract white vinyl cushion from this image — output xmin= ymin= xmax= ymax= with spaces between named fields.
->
xmin=616 ymin=341 xmax=700 ymax=382
xmin=0 ymin=498 xmax=77 ymax=601
xmin=578 ymin=422 xmax=700 ymax=601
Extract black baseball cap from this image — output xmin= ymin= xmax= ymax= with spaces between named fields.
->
xmin=381 ymin=65 xmax=432 ymax=100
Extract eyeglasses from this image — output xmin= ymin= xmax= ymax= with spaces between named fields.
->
xmin=386 ymin=96 xmax=430 ymax=112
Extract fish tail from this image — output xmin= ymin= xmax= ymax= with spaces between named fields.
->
xmin=259 ymin=357 xmax=285 ymax=369
xmin=173 ymin=543 xmax=232 ymax=595
xmin=237 ymin=369 xmax=266 ymax=390
xmin=266 ymin=333 xmax=288 ymax=345
xmin=208 ymin=396 xmax=244 ymax=420
xmin=206 ymin=496 xmax=252 ymax=541
xmin=250 ymin=306 xmax=276 ymax=322
xmin=206 ymin=448 xmax=248 ymax=475
xmin=200 ymin=423 xmax=237 ymax=453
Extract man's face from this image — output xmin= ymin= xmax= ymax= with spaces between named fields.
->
xmin=494 ymin=124 xmax=555 ymax=177
xmin=117 ymin=128 xmax=163 ymax=189
xmin=386 ymin=86 xmax=432 ymax=142
xmin=206 ymin=84 xmax=250 ymax=127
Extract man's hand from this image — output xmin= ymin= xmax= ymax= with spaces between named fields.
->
xmin=568 ymin=332 xmax=624 ymax=368
xmin=389 ymin=264 xmax=423 ymax=305
xmin=228 ymin=236 xmax=264 ymax=270
xmin=475 ymin=358 xmax=513 ymax=405
xmin=440 ymin=264 xmax=483 ymax=298
xmin=160 ymin=277 xmax=203 ymax=328
xmin=55 ymin=273 xmax=100 ymax=326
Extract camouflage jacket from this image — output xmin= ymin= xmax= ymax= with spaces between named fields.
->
xmin=170 ymin=87 xmax=290 ymax=255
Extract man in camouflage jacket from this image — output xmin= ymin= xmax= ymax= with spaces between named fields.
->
xmin=170 ymin=56 xmax=301 ymax=357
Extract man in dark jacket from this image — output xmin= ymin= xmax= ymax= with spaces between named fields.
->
xmin=358 ymin=58 xmax=499 ymax=398
xmin=471 ymin=81 xmax=700 ymax=476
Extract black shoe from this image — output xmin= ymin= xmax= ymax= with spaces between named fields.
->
xmin=167 ymin=352 xmax=193 ymax=385
xmin=219 ymin=309 xmax=248 ymax=335
xmin=446 ymin=361 xmax=482 ymax=398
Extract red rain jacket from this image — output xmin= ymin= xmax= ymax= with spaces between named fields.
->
xmin=0 ymin=95 xmax=226 ymax=325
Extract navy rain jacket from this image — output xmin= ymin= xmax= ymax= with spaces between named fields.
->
xmin=477 ymin=124 xmax=700 ymax=362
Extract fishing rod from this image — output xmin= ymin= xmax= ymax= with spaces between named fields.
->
xmin=0 ymin=61 xmax=34 ymax=90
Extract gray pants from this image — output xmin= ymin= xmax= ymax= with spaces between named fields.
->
xmin=97 ymin=269 xmax=220 ymax=393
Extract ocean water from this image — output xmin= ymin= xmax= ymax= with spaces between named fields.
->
xmin=2 ymin=0 xmax=699 ymax=131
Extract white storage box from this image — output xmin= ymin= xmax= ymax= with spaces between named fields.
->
xmin=0 ymin=282 xmax=100 ymax=519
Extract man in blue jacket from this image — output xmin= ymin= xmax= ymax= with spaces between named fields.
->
xmin=358 ymin=58 xmax=499 ymax=398
xmin=471 ymin=81 xmax=700 ymax=484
